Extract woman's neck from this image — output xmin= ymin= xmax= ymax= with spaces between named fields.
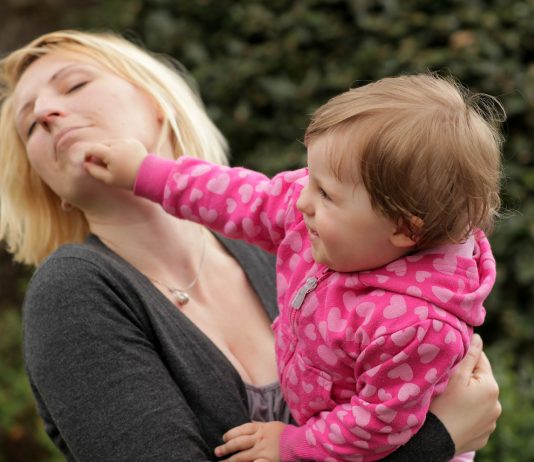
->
xmin=86 ymin=198 xmax=206 ymax=283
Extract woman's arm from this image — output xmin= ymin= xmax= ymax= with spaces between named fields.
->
xmin=428 ymin=334 xmax=501 ymax=454
xmin=382 ymin=334 xmax=500 ymax=461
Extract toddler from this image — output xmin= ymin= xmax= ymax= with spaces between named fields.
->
xmin=84 ymin=73 xmax=503 ymax=461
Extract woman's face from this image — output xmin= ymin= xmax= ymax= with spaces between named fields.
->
xmin=12 ymin=52 xmax=163 ymax=204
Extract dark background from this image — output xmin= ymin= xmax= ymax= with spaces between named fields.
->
xmin=1 ymin=1 xmax=533 ymax=461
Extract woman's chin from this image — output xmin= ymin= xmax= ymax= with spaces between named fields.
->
xmin=69 ymin=149 xmax=86 ymax=166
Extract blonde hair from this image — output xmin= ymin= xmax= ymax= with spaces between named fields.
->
xmin=0 ymin=30 xmax=228 ymax=266
xmin=304 ymin=73 xmax=504 ymax=249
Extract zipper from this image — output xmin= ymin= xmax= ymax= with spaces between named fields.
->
xmin=281 ymin=268 xmax=330 ymax=393
xmin=291 ymin=277 xmax=318 ymax=309
xmin=287 ymin=267 xmax=332 ymax=340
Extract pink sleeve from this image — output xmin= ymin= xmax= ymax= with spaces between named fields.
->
xmin=279 ymin=319 xmax=465 ymax=462
xmin=134 ymin=155 xmax=306 ymax=253
xmin=134 ymin=154 xmax=177 ymax=204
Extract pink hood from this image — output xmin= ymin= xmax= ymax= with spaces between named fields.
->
xmin=358 ymin=229 xmax=494 ymax=327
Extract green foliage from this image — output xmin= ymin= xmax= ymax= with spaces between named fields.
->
xmin=478 ymin=342 xmax=534 ymax=461
xmin=2 ymin=0 xmax=533 ymax=460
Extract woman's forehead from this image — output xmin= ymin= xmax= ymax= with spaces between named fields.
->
xmin=13 ymin=53 xmax=101 ymax=111
xmin=17 ymin=53 xmax=92 ymax=89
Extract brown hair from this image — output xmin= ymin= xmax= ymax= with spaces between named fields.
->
xmin=304 ymin=73 xmax=504 ymax=248
xmin=0 ymin=30 xmax=228 ymax=266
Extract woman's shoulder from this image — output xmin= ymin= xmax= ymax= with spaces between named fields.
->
xmin=25 ymin=235 xmax=141 ymax=314
xmin=34 ymin=235 xmax=130 ymax=280
xmin=23 ymin=236 xmax=152 ymax=346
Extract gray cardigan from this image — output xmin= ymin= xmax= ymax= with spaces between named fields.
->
xmin=23 ymin=234 xmax=453 ymax=461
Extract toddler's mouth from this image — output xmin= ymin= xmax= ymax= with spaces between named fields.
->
xmin=306 ymin=225 xmax=319 ymax=240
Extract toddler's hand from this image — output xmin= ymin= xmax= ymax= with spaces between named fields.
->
xmin=214 ymin=421 xmax=285 ymax=462
xmin=82 ymin=138 xmax=148 ymax=190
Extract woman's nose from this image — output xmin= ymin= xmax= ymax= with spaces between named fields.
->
xmin=33 ymin=95 xmax=65 ymax=126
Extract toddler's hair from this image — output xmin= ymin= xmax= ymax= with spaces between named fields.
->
xmin=304 ymin=73 xmax=504 ymax=248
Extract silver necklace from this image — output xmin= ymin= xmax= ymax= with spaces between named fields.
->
xmin=149 ymin=232 xmax=208 ymax=306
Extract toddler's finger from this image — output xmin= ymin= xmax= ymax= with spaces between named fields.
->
xmin=221 ymin=447 xmax=262 ymax=462
xmin=214 ymin=434 xmax=255 ymax=457
xmin=222 ymin=422 xmax=258 ymax=442
xmin=80 ymin=142 xmax=112 ymax=165
xmin=84 ymin=160 xmax=113 ymax=184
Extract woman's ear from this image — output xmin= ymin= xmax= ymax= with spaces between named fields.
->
xmin=60 ymin=199 xmax=74 ymax=212
xmin=155 ymin=105 xmax=164 ymax=123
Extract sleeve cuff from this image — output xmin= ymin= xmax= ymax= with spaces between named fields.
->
xmin=380 ymin=412 xmax=455 ymax=462
xmin=133 ymin=154 xmax=177 ymax=204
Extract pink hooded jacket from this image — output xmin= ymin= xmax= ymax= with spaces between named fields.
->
xmin=134 ymin=155 xmax=495 ymax=462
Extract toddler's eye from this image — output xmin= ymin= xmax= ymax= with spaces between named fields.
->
xmin=319 ymin=187 xmax=330 ymax=200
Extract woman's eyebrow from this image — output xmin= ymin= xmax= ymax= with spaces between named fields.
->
xmin=16 ymin=64 xmax=92 ymax=125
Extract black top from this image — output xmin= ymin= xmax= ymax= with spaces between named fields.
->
xmin=23 ymin=234 xmax=454 ymax=461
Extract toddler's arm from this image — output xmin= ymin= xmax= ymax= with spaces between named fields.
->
xmin=279 ymin=319 xmax=466 ymax=462
xmin=84 ymin=146 xmax=306 ymax=253
xmin=215 ymin=335 xmax=500 ymax=462
xmin=132 ymin=155 xmax=307 ymax=254
xmin=381 ymin=334 xmax=500 ymax=461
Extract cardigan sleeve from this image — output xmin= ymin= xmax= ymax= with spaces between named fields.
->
xmin=380 ymin=413 xmax=455 ymax=461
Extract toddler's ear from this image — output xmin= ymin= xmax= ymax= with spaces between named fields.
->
xmin=389 ymin=230 xmax=417 ymax=248
xmin=389 ymin=216 xmax=422 ymax=249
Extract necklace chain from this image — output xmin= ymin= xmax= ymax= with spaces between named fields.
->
xmin=149 ymin=231 xmax=208 ymax=306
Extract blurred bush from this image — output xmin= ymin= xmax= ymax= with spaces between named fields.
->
xmin=1 ymin=0 xmax=533 ymax=460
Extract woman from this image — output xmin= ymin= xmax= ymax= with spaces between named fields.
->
xmin=0 ymin=30 xmax=500 ymax=461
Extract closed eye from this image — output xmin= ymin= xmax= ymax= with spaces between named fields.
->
xmin=27 ymin=121 xmax=37 ymax=137
xmin=67 ymin=81 xmax=88 ymax=93
xmin=25 ymin=82 xmax=89 ymax=138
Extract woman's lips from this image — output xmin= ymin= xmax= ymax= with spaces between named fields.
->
xmin=54 ymin=126 xmax=77 ymax=152
xmin=54 ymin=125 xmax=88 ymax=153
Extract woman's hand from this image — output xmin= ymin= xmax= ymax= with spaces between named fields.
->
xmin=429 ymin=334 xmax=501 ymax=455
xmin=81 ymin=138 xmax=148 ymax=189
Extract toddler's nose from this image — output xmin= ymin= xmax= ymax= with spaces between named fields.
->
xmin=296 ymin=185 xmax=314 ymax=216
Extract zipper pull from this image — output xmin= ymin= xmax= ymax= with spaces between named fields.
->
xmin=291 ymin=277 xmax=318 ymax=309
